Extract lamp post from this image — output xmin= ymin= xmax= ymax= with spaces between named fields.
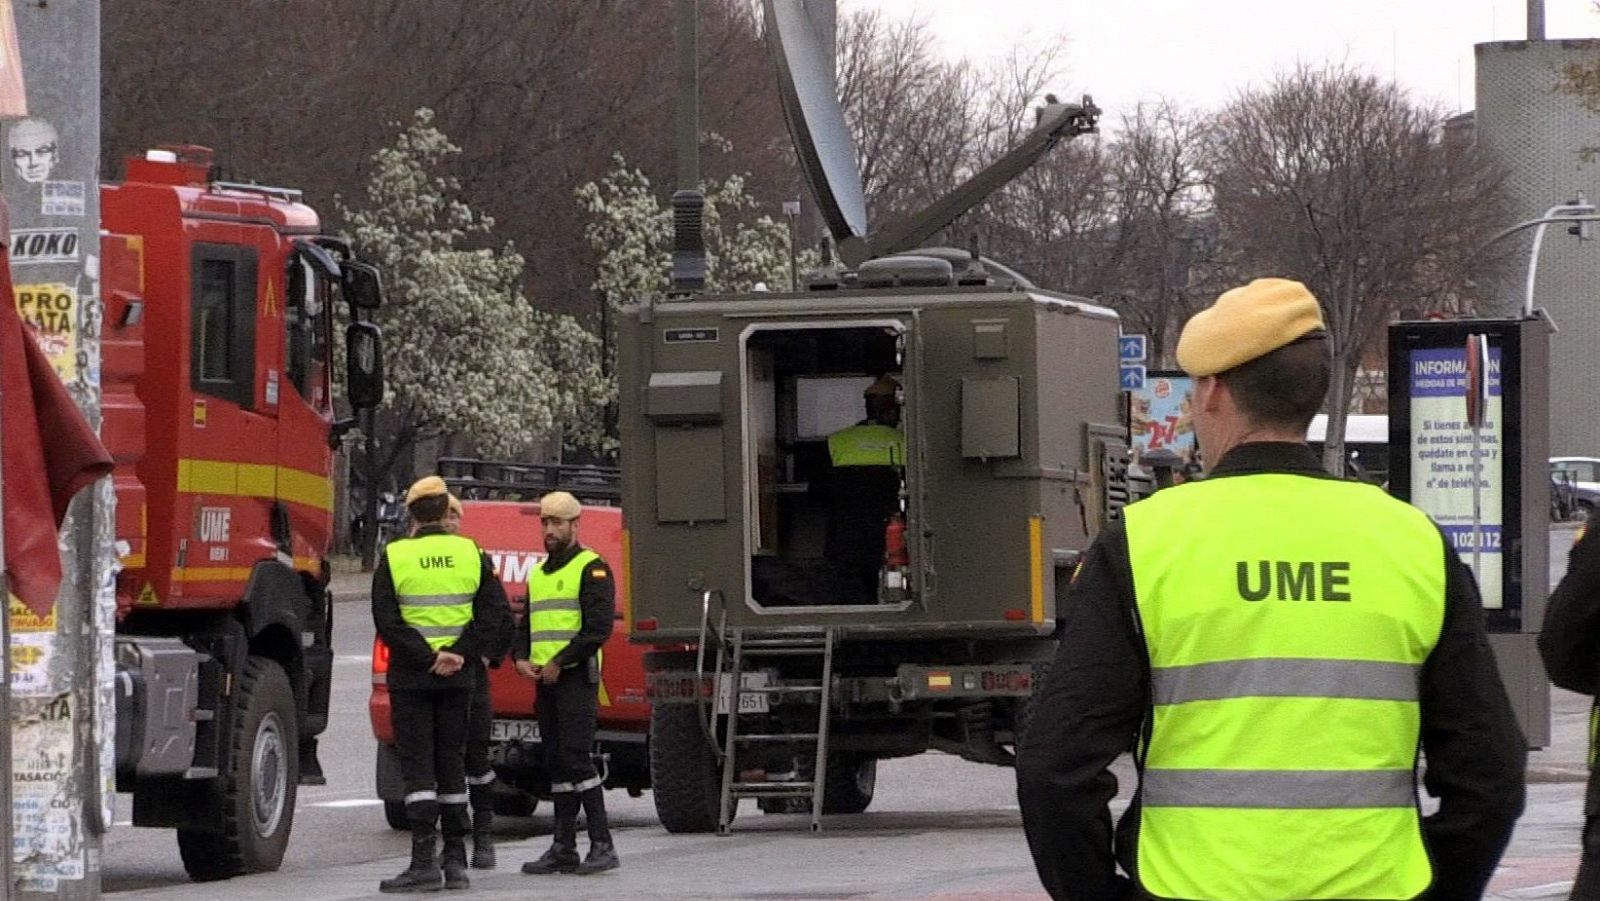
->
xmin=1483 ymin=194 xmax=1598 ymax=318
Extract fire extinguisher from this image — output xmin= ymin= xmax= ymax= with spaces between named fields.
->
xmin=881 ymin=513 xmax=909 ymax=600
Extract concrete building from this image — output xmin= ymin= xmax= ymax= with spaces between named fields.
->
xmin=1475 ymin=38 xmax=1600 ymax=454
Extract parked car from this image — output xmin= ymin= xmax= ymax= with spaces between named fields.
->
xmin=1550 ymin=457 xmax=1600 ymax=520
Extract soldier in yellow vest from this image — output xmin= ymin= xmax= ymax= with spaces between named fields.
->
xmin=514 ymin=490 xmax=620 ymax=876
xmin=1017 ymin=279 xmax=1526 ymax=900
xmin=1540 ymin=513 xmax=1600 ymax=894
xmin=372 ymin=477 xmax=510 ymax=893
xmin=824 ymin=374 xmax=906 ymax=600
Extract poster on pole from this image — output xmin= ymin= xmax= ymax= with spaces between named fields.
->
xmin=1128 ymin=372 xmax=1197 ymax=470
xmin=1407 ymin=346 xmax=1504 ymax=609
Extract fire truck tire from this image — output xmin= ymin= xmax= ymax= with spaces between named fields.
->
xmin=384 ymin=800 xmax=408 ymax=830
xmin=822 ymin=755 xmax=876 ymax=815
xmin=649 ymin=704 xmax=731 ymax=833
xmin=178 ymin=656 xmax=300 ymax=881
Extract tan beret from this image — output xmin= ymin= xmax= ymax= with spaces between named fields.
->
xmin=404 ymin=475 xmax=448 ymax=506
xmin=1176 ymin=278 xmax=1326 ymax=377
xmin=447 ymin=494 xmax=463 ymax=516
xmin=540 ymin=491 xmax=582 ymax=521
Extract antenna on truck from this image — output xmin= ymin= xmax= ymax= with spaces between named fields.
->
xmin=763 ymin=0 xmax=1100 ymax=269
xmin=670 ymin=0 xmax=707 ymax=297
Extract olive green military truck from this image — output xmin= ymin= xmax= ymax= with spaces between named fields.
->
xmin=620 ymin=0 xmax=1130 ymax=834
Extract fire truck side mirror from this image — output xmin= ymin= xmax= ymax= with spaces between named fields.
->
xmin=345 ymin=321 xmax=385 ymax=409
xmin=343 ymin=261 xmax=384 ymax=311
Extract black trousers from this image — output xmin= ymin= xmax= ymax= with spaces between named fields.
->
xmin=466 ymin=662 xmax=493 ymax=781
xmin=537 ymin=665 xmax=600 ymax=791
xmin=1572 ymin=771 xmax=1600 ymax=899
xmin=391 ymin=686 xmax=471 ymax=837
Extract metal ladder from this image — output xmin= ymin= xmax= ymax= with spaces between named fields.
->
xmin=714 ymin=627 xmax=836 ymax=835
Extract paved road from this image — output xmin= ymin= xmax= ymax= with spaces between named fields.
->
xmin=102 ymin=528 xmax=1594 ymax=897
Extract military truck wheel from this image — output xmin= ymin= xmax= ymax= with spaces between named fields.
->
xmin=493 ymin=792 xmax=538 ymax=818
xmin=823 ymin=755 xmax=876 ymax=815
xmin=383 ymin=800 xmax=408 ymax=830
xmin=650 ymin=703 xmax=731 ymax=833
xmin=178 ymin=657 xmax=300 ymax=880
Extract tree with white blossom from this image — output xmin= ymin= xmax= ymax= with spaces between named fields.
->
xmin=575 ymin=149 xmax=806 ymax=447
xmin=340 ymin=109 xmax=610 ymax=563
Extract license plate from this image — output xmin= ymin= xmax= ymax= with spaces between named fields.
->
xmin=489 ymin=719 xmax=540 ymax=742
xmin=715 ymin=672 xmax=770 ymax=715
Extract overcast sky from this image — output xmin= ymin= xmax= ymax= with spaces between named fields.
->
xmin=856 ymin=0 xmax=1600 ymax=120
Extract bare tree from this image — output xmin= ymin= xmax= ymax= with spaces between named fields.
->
xmin=1205 ymin=64 xmax=1509 ymax=470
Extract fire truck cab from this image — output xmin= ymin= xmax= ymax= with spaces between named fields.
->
xmin=102 ymin=146 xmax=384 ymax=880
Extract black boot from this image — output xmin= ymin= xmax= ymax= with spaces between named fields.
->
xmin=468 ymin=780 xmax=495 ymax=869
xmin=440 ymin=837 xmax=470 ymax=890
xmin=298 ymin=738 xmax=327 ymax=786
xmin=521 ymin=794 xmax=580 ymax=874
xmin=573 ymin=786 xmax=618 ymax=874
xmin=379 ymin=833 xmax=442 ymax=893
xmin=573 ymin=840 xmax=620 ymax=875
xmin=438 ymin=801 xmax=471 ymax=889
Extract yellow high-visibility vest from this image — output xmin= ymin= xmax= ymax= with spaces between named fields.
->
xmin=1125 ymin=472 xmax=1443 ymax=901
xmin=828 ymin=424 xmax=904 ymax=468
xmin=527 ymin=548 xmax=601 ymax=668
xmin=387 ymin=533 xmax=482 ymax=652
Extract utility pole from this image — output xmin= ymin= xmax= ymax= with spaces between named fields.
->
xmin=7 ymin=2 xmax=110 ymax=898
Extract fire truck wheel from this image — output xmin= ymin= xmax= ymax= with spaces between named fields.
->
xmin=384 ymin=800 xmax=408 ymax=830
xmin=822 ymin=755 xmax=876 ymax=815
xmin=650 ymin=704 xmax=732 ymax=833
xmin=178 ymin=656 xmax=300 ymax=880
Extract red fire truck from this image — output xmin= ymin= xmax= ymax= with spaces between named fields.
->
xmin=103 ymin=145 xmax=384 ymax=880
xmin=368 ymin=459 xmax=650 ymax=827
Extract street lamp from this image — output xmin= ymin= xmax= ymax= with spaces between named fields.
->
xmin=1484 ymin=193 xmax=1598 ymax=318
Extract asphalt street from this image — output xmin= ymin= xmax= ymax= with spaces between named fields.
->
xmin=98 ymin=527 xmax=1593 ymax=898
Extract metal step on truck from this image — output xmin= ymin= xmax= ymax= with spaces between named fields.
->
xmin=369 ymin=457 xmax=652 ymax=827
xmin=620 ymin=0 xmax=1129 ymax=834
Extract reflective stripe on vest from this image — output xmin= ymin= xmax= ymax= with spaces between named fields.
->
xmin=827 ymin=424 xmax=904 ymax=468
xmin=527 ymin=549 xmax=600 ymax=667
xmin=387 ymin=533 xmax=482 ymax=652
xmin=1125 ymin=472 xmax=1444 ymax=901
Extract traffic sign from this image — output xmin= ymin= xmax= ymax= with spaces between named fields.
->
xmin=1118 ymin=334 xmax=1146 ymax=362
xmin=1120 ymin=365 xmax=1146 ymax=390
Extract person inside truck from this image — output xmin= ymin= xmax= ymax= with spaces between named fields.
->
xmin=822 ymin=374 xmax=905 ymax=602
xmin=372 ymin=476 xmax=511 ymax=893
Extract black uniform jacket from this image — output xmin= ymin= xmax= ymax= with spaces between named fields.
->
xmin=372 ymin=525 xmax=512 ymax=692
xmin=512 ymin=542 xmax=615 ymax=670
xmin=1016 ymin=442 xmax=1527 ymax=901
xmin=1539 ymin=508 xmax=1600 ymax=815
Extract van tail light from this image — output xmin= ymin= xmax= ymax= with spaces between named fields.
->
xmin=636 ymin=618 xmax=658 ymax=632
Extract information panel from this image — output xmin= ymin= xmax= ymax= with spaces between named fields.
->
xmin=1406 ymin=347 xmax=1504 ymax=609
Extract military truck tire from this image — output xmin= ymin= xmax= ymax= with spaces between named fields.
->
xmin=383 ymin=800 xmax=408 ymax=830
xmin=823 ymin=755 xmax=876 ymax=815
xmin=493 ymin=792 xmax=538 ymax=818
xmin=178 ymin=657 xmax=300 ymax=881
xmin=650 ymin=703 xmax=731 ymax=833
